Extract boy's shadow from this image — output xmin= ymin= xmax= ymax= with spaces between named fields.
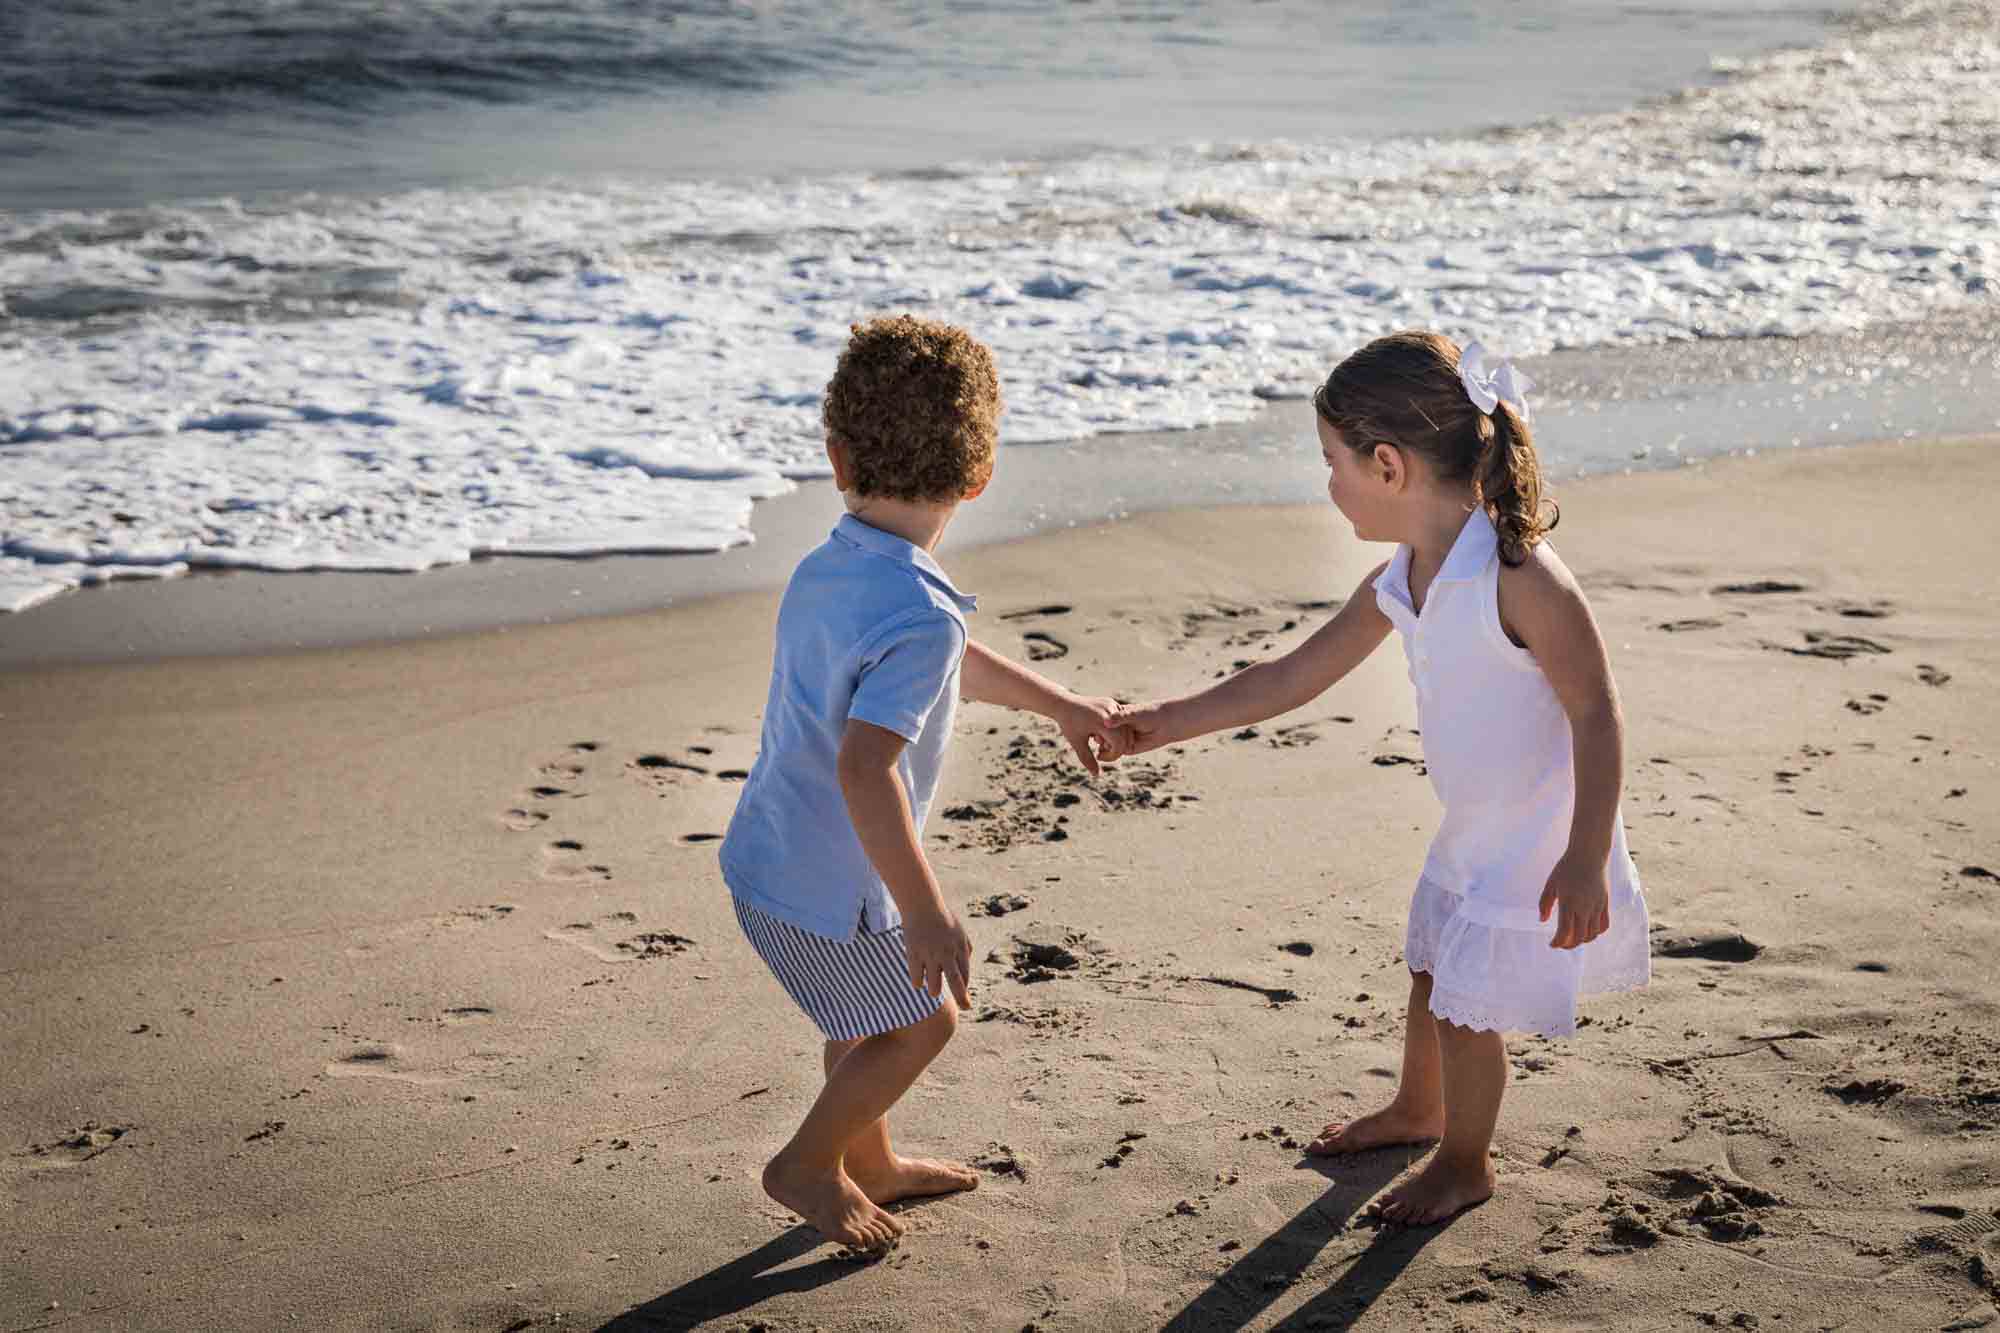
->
xmin=1160 ymin=1149 xmax=1443 ymax=1333
xmin=597 ymin=1224 xmax=859 ymax=1331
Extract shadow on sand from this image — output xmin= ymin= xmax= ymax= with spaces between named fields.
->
xmin=602 ymin=1150 xmax=1453 ymax=1331
xmin=598 ymin=1223 xmax=869 ymax=1331
xmin=1160 ymin=1148 xmax=1448 ymax=1332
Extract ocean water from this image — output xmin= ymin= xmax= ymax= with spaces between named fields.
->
xmin=3 ymin=0 xmax=1996 ymax=615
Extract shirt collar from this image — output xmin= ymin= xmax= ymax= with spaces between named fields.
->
xmin=1372 ymin=506 xmax=1494 ymax=611
xmin=1433 ymin=506 xmax=1498 ymax=584
xmin=832 ymin=513 xmax=979 ymax=613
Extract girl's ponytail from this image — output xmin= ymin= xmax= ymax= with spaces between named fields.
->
xmin=1476 ymin=401 xmax=1557 ymax=566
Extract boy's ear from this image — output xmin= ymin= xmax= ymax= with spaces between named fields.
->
xmin=825 ymin=437 xmax=854 ymax=491
xmin=962 ymin=469 xmax=991 ymax=502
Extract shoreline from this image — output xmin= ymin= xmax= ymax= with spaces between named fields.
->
xmin=6 ymin=315 xmax=1999 ymax=670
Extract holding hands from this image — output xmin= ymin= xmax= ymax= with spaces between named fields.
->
xmin=1054 ymin=692 xmax=1130 ymax=776
xmin=1053 ymin=695 xmax=1183 ymax=768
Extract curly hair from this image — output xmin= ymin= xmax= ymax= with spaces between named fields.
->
xmin=1313 ymin=330 xmax=1557 ymax=566
xmin=822 ymin=315 xmax=1001 ymax=501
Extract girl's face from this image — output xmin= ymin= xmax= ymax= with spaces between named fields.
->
xmin=1317 ymin=415 xmax=1390 ymax=539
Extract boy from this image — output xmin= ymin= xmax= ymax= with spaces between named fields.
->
xmin=719 ymin=315 xmax=1124 ymax=1252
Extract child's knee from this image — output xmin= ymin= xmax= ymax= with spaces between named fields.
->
xmin=925 ymin=994 xmax=959 ymax=1042
xmin=903 ymin=994 xmax=957 ymax=1053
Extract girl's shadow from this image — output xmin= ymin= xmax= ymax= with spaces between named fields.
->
xmin=597 ymin=1223 xmax=863 ymax=1331
xmin=1161 ymin=1147 xmax=1443 ymax=1332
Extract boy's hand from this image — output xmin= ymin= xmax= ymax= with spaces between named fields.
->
xmin=1538 ymin=852 xmax=1611 ymax=950
xmin=1057 ymin=694 xmax=1126 ymax=777
xmin=1109 ymin=700 xmax=1174 ymax=757
xmin=903 ymin=904 xmax=974 ymax=1007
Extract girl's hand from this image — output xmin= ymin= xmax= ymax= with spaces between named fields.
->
xmin=1056 ymin=694 xmax=1126 ymax=776
xmin=1538 ymin=853 xmax=1611 ymax=950
xmin=902 ymin=903 xmax=974 ymax=1007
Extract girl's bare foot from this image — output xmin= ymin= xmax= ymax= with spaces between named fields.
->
xmin=1305 ymin=1101 xmax=1444 ymax=1156
xmin=762 ymin=1156 xmax=904 ymax=1251
xmin=1373 ymin=1154 xmax=1496 ymax=1225
xmin=848 ymin=1154 xmax=981 ymax=1206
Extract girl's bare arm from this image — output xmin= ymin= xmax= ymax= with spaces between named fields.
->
xmin=1119 ymin=563 xmax=1392 ymax=753
xmin=1498 ymin=545 xmax=1623 ymax=948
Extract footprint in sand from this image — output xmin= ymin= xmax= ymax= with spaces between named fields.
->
xmin=1714 ymin=579 xmax=1809 ymax=596
xmin=975 ymin=1004 xmax=1089 ymax=1036
xmin=542 ymin=839 xmax=613 ymax=882
xmin=1022 ymin=631 xmax=1068 ymax=661
xmin=949 ymin=726 xmax=1190 ymax=851
xmin=547 ymin=913 xmax=698 ymax=963
xmin=999 ymin=604 xmax=1073 ymax=621
xmin=504 ymin=742 xmax=602 ymax=826
xmin=633 ymin=753 xmax=708 ymax=775
xmin=438 ymin=904 xmax=515 ymax=928
xmin=326 ymin=1044 xmax=437 ymax=1084
xmin=10 ymin=1123 xmax=130 ymax=1170
xmin=1650 ymin=931 xmax=1763 ymax=962
xmin=441 ymin=1005 xmax=495 ymax=1025
xmin=1764 ymin=632 xmax=1893 ymax=661
xmin=1917 ymin=663 xmax=1952 ymax=687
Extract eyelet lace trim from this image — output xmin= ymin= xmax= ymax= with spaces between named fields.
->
xmin=1430 ymin=966 xmax=1650 ymax=1039
xmin=1428 ymin=989 xmax=1576 ymax=1038
xmin=1580 ymin=964 xmax=1652 ymax=997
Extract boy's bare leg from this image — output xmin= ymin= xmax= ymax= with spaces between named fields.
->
xmin=1376 ymin=1017 xmax=1502 ymax=1224
xmin=1306 ymin=970 xmax=1447 ymax=1155
xmin=762 ymin=999 xmax=958 ymax=1249
xmin=824 ymin=1035 xmax=981 ymax=1205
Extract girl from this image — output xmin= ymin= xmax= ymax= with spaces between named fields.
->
xmin=1115 ymin=330 xmax=1650 ymax=1225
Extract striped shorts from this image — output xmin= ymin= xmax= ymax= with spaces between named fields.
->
xmin=732 ymin=896 xmax=943 ymax=1042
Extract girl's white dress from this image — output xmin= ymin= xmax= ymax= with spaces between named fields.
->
xmin=1375 ymin=508 xmax=1651 ymax=1037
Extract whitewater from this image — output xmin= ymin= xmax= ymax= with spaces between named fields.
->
xmin=2 ymin=0 xmax=1995 ymax=613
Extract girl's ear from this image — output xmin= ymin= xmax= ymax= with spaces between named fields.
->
xmin=825 ymin=437 xmax=854 ymax=491
xmin=1372 ymin=441 xmax=1407 ymax=491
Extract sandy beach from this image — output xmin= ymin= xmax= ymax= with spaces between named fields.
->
xmin=4 ymin=434 xmax=1998 ymax=1332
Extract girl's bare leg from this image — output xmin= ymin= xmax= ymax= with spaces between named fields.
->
xmin=1307 ymin=970 xmax=1447 ymax=1155
xmin=760 ymin=999 xmax=958 ymax=1249
xmin=825 ymin=1033 xmax=980 ymax=1205
xmin=1376 ymin=1017 xmax=1503 ymax=1224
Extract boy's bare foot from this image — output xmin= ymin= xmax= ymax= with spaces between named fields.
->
xmin=848 ymin=1154 xmax=981 ymax=1206
xmin=762 ymin=1156 xmax=904 ymax=1251
xmin=1305 ymin=1101 xmax=1444 ymax=1156
xmin=1372 ymin=1154 xmax=1496 ymax=1226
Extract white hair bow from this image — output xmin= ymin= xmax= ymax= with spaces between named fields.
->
xmin=1458 ymin=341 xmax=1533 ymax=423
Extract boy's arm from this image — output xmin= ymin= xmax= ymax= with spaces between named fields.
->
xmin=1120 ymin=563 xmax=1393 ymax=753
xmin=1498 ymin=547 xmax=1622 ymax=951
xmin=960 ymin=639 xmax=1122 ymax=776
xmin=837 ymin=719 xmax=973 ymax=1006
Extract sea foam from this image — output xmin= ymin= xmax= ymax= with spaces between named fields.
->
xmin=2 ymin=0 xmax=1994 ymax=612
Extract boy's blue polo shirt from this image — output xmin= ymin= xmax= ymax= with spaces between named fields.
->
xmin=719 ymin=514 xmax=977 ymax=940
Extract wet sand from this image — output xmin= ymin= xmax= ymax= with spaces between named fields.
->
xmin=3 ymin=435 xmax=1997 ymax=1331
